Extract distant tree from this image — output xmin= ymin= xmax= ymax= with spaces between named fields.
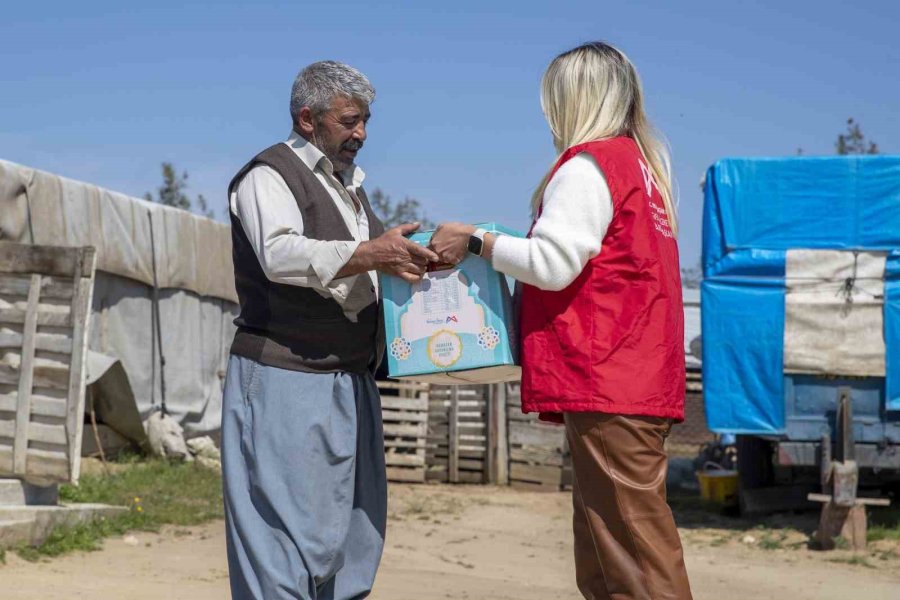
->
xmin=145 ymin=162 xmax=215 ymax=219
xmin=369 ymin=187 xmax=433 ymax=229
xmin=681 ymin=259 xmax=702 ymax=289
xmin=836 ymin=118 xmax=879 ymax=155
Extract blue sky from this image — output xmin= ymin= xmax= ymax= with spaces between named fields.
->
xmin=2 ymin=1 xmax=897 ymax=265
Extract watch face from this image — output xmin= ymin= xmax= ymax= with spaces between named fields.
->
xmin=467 ymin=235 xmax=483 ymax=256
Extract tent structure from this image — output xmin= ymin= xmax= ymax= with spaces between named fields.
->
xmin=0 ymin=159 xmax=237 ymax=444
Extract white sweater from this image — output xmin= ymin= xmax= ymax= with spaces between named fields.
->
xmin=492 ymin=154 xmax=613 ymax=291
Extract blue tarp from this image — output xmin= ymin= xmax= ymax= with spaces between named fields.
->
xmin=702 ymin=156 xmax=900 ymax=433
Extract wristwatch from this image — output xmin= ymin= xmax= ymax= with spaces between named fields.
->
xmin=467 ymin=228 xmax=487 ymax=257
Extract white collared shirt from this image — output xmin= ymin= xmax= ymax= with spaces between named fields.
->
xmin=229 ymin=131 xmax=378 ymax=320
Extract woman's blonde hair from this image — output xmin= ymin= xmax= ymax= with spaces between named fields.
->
xmin=533 ymin=42 xmax=677 ymax=236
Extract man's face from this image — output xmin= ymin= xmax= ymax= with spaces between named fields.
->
xmin=298 ymin=95 xmax=370 ymax=172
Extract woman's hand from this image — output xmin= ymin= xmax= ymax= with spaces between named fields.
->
xmin=429 ymin=222 xmax=476 ymax=265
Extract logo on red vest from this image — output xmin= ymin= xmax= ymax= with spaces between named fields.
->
xmin=446 ymin=315 xmax=458 ymax=323
xmin=638 ymin=158 xmax=673 ymax=239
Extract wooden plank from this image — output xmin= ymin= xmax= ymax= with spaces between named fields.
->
xmin=0 ymin=363 xmax=70 ymax=390
xmin=386 ymin=466 xmax=426 ymax=483
xmin=379 ymin=396 xmax=428 ymax=411
xmin=0 ymin=308 xmax=71 ymax=328
xmin=429 ymin=398 xmax=485 ymax=407
xmin=510 ymin=462 xmax=566 ymax=486
xmin=384 ymin=423 xmax=427 ymax=438
xmin=376 ymin=380 xmax=429 ymax=392
xmin=0 ymin=389 xmax=68 ymax=419
xmin=426 ymin=439 xmax=486 ymax=452
xmin=427 ymin=422 xmax=485 ymax=433
xmin=381 ymin=410 xmax=428 ymax=423
xmin=0 ymin=331 xmax=73 ymax=354
xmin=509 ymin=422 xmax=566 ymax=448
xmin=428 ymin=457 xmax=485 ymax=471
xmin=497 ymin=383 xmax=509 ymax=484
xmin=807 ymin=493 xmax=891 ymax=507
xmin=425 ymin=466 xmax=482 ymax=484
xmin=65 ymin=247 xmax=96 ymax=482
xmin=427 ymin=416 xmax=484 ymax=427
xmin=429 ymin=385 xmax=484 ymax=393
xmin=454 ymin=470 xmax=484 ymax=484
xmin=384 ymin=439 xmax=426 ymax=449
xmin=486 ymin=383 xmax=496 ymax=484
xmin=385 ymin=453 xmax=426 ymax=467
xmin=430 ymin=388 xmax=486 ymax=397
xmin=0 ymin=275 xmax=74 ymax=300
xmin=0 ymin=444 xmax=10 ymax=473
xmin=448 ymin=387 xmax=459 ymax=483
xmin=13 ymin=274 xmax=41 ymax=475
xmin=428 ymin=447 xmax=486 ymax=459
xmin=0 ymin=446 xmax=69 ymax=480
xmin=0 ymin=420 xmax=66 ymax=446
xmin=0 ymin=241 xmax=93 ymax=278
xmin=510 ymin=446 xmax=567 ymax=467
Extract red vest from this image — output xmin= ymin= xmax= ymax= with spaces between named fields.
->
xmin=519 ymin=137 xmax=685 ymax=422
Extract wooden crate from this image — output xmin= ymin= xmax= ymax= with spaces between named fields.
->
xmin=378 ymin=380 xmax=429 ymax=483
xmin=426 ymin=384 xmax=489 ymax=483
xmin=506 ymin=383 xmax=571 ymax=491
xmin=0 ymin=242 xmax=96 ymax=484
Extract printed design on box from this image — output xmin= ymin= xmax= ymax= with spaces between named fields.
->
xmin=426 ymin=330 xmax=463 ymax=368
xmin=477 ymin=326 xmax=501 ymax=350
xmin=396 ymin=269 xmax=488 ymax=370
xmin=400 ymin=270 xmax=486 ymax=340
xmin=390 ymin=337 xmax=412 ymax=361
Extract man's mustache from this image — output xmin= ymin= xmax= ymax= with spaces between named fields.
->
xmin=343 ymin=139 xmax=364 ymax=151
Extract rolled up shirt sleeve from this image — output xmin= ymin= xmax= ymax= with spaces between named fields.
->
xmin=231 ymin=165 xmax=360 ymax=303
xmin=491 ymin=154 xmax=613 ymax=291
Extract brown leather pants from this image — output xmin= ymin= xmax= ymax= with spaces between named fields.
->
xmin=565 ymin=413 xmax=693 ymax=600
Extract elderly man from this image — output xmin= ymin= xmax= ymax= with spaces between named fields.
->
xmin=221 ymin=61 xmax=437 ymax=600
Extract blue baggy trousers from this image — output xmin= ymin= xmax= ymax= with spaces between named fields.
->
xmin=221 ymin=355 xmax=387 ymax=599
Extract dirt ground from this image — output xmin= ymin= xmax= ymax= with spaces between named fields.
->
xmin=3 ymin=484 xmax=899 ymax=600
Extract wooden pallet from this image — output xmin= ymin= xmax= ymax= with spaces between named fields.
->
xmin=378 ymin=380 xmax=429 ymax=483
xmin=0 ymin=242 xmax=96 ymax=484
xmin=426 ymin=385 xmax=489 ymax=483
xmin=506 ymin=384 xmax=571 ymax=491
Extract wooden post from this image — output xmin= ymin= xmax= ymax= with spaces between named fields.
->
xmin=815 ymin=502 xmax=868 ymax=551
xmin=65 ymin=248 xmax=95 ymax=483
xmin=13 ymin=275 xmax=41 ymax=475
xmin=448 ymin=386 xmax=459 ymax=483
xmin=496 ymin=383 xmax=509 ymax=485
xmin=486 ymin=383 xmax=509 ymax=485
xmin=486 ymin=384 xmax=495 ymax=483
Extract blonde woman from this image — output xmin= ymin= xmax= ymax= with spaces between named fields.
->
xmin=430 ymin=42 xmax=692 ymax=599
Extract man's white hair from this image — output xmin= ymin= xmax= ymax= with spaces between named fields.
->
xmin=290 ymin=61 xmax=375 ymax=121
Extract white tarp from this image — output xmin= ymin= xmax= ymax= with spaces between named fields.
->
xmin=88 ymin=272 xmax=237 ymax=436
xmin=784 ymin=249 xmax=886 ymax=377
xmin=1 ymin=159 xmax=238 ymax=437
xmin=0 ymin=159 xmax=236 ymax=303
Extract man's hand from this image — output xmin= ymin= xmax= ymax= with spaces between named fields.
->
xmin=429 ymin=222 xmax=476 ymax=265
xmin=338 ymin=223 xmax=439 ymax=284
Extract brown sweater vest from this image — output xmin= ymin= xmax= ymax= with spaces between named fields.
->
xmin=228 ymin=142 xmax=385 ymax=373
